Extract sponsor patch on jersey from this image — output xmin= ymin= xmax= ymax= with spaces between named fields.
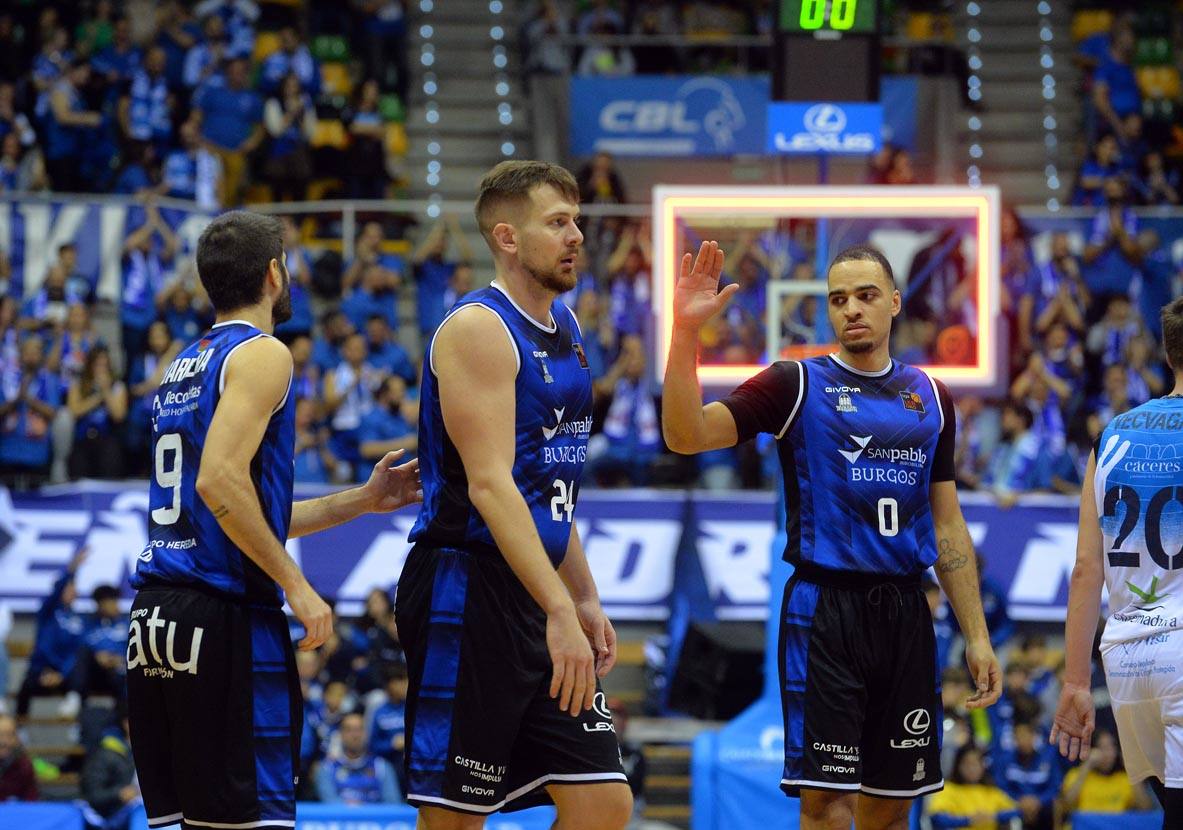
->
xmin=900 ymin=391 xmax=925 ymax=414
xmin=197 ymin=339 xmax=211 ymax=351
xmin=573 ymin=342 xmax=589 ymax=369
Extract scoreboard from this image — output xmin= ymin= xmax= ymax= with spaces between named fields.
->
xmin=779 ymin=0 xmax=879 ymax=35
xmin=773 ymin=0 xmax=881 ymax=102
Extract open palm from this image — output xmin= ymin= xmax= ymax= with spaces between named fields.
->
xmin=673 ymin=240 xmax=735 ymax=330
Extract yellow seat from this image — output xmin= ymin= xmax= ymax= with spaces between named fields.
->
xmin=1072 ymin=9 xmax=1113 ymax=42
xmin=311 ymin=119 xmax=348 ymax=149
xmin=1138 ymin=66 xmax=1181 ymax=99
xmin=253 ymin=31 xmax=281 ymax=64
xmin=905 ymin=12 xmax=935 ymax=40
xmin=321 ymin=63 xmax=353 ymax=97
xmin=384 ymin=122 xmax=408 ymax=157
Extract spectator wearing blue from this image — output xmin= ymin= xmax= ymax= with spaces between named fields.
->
xmin=1134 ymin=150 xmax=1180 ymax=207
xmin=80 ymin=711 xmax=141 ymax=830
xmin=275 ymin=216 xmax=314 ymax=338
xmin=293 ymin=398 xmax=336 ymax=484
xmin=1073 ymin=134 xmax=1122 ymax=208
xmin=312 ymin=310 xmax=355 ymax=374
xmin=1011 ymin=356 xmax=1069 ymax=486
xmin=1092 ymin=22 xmax=1140 ymax=141
xmin=14 ymin=548 xmax=88 ymax=718
xmin=162 ymin=118 xmax=222 ymax=210
xmin=91 ymin=18 xmax=142 ymax=86
xmin=192 ymin=57 xmax=263 ymax=207
xmin=607 ymin=242 xmax=651 ymax=339
xmin=66 ymin=345 xmax=127 ymax=481
xmin=316 ymin=712 xmax=401 ymax=804
xmin=262 ymin=73 xmax=316 ymax=203
xmin=411 ymin=214 xmax=473 ymax=337
xmin=43 ymin=58 xmax=103 ymax=193
xmin=261 ymin=26 xmax=320 ymax=96
xmin=343 ymin=221 xmax=405 ymax=296
xmin=368 ymin=663 xmax=408 ymax=784
xmin=1086 ymin=295 xmax=1144 ymax=372
xmin=324 ymin=333 xmax=382 ymax=479
xmin=1133 ymin=228 xmax=1177 ymax=340
xmin=124 ymin=47 xmax=172 ymax=151
xmin=342 ymin=262 xmax=399 ymax=333
xmin=49 ymin=305 xmax=100 ymax=400
xmin=358 ymin=375 xmax=417 ymax=482
xmin=31 ymin=27 xmax=74 ymax=123
xmin=0 ymin=82 xmax=37 ymax=150
xmin=587 ymin=335 xmax=661 ymax=487
xmin=126 ymin=321 xmax=180 ymax=465
xmin=363 ymin=315 xmax=416 ymax=386
xmin=288 ymin=334 xmax=321 ymax=402
xmin=441 ymin=262 xmax=475 ymax=319
xmin=987 ymin=663 xmax=1038 ymax=755
xmin=155 ymin=0 xmax=202 ymax=90
xmin=1081 ymin=177 xmax=1141 ymax=302
xmin=67 ymin=584 xmax=128 ymax=713
xmin=0 ymin=336 xmax=63 ymax=486
xmin=342 ymin=80 xmax=389 ymax=201
xmin=577 ymin=0 xmax=626 ymax=35
xmin=182 ymin=14 xmax=231 ymax=90
xmin=1037 ymin=323 xmax=1085 ymax=415
xmin=998 ymin=719 xmax=1060 ymax=830
xmin=986 ymin=400 xmax=1041 ymax=509
xmin=120 ymin=202 xmax=178 ymax=376
xmin=158 ymin=280 xmax=210 ymax=344
xmin=1027 ymin=234 xmax=1089 ymax=342
xmin=571 ymin=285 xmax=611 ymax=379
xmin=112 ymin=141 xmax=159 ymax=196
xmin=1087 ymin=364 xmax=1133 ymax=444
xmin=354 ymin=0 xmax=407 ymax=101
xmin=22 ymin=263 xmax=88 ymax=332
xmin=195 ymin=0 xmax=259 ymax=58
xmin=1122 ymin=335 xmax=1165 ymax=407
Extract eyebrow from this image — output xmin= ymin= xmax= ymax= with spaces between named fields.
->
xmin=544 ymin=209 xmax=581 ymax=221
xmin=828 ymin=283 xmax=882 ymax=298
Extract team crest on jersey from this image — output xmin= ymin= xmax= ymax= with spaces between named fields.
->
xmin=900 ymin=391 xmax=925 ymax=414
xmin=836 ymin=393 xmax=857 ymax=413
xmin=197 ymin=339 xmax=211 ymax=351
xmin=572 ymin=342 xmax=589 ymax=369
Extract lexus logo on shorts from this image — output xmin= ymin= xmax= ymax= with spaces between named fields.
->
xmin=903 ymin=708 xmax=930 ymax=735
xmin=592 ymin=692 xmax=613 ymax=720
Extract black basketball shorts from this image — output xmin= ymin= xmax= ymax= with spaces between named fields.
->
xmin=396 ymin=543 xmax=628 ymax=815
xmin=779 ymin=563 xmax=944 ymax=800
xmin=127 ymin=585 xmax=302 ymax=829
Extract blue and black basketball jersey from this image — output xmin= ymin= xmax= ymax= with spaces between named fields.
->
xmin=722 ymin=354 xmax=955 ymax=575
xmin=408 ymin=282 xmax=593 ymax=566
xmin=132 ymin=320 xmax=296 ymax=605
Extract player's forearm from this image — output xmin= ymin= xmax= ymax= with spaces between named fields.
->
xmin=932 ymin=519 xmax=990 ymax=645
xmin=289 ymin=486 xmax=373 ymax=539
xmin=661 ymin=327 xmax=707 ymax=453
xmin=558 ymin=528 xmax=599 ymax=604
xmin=468 ymin=477 xmax=573 ymax=616
xmin=1062 ymin=555 xmax=1104 ymax=687
xmin=195 ymin=469 xmax=305 ymax=592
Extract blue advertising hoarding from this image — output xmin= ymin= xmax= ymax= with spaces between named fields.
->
xmin=766 ymin=102 xmax=884 ymax=155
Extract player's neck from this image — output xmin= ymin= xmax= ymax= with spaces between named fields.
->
xmin=835 ymin=346 xmax=891 ymax=375
xmin=491 ymin=269 xmax=555 ymax=329
xmin=214 ymin=305 xmax=274 ymax=336
xmin=1168 ymin=376 xmax=1183 ymax=397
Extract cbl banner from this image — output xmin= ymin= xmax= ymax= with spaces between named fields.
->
xmin=2 ymin=483 xmax=1085 ymax=622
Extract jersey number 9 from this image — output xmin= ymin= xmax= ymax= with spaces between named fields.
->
xmin=152 ymin=432 xmax=183 ymax=526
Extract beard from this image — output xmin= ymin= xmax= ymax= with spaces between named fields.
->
xmin=271 ymin=262 xmax=293 ymax=325
xmin=840 ymin=334 xmax=876 ymax=354
xmin=523 ymin=253 xmax=578 ymax=294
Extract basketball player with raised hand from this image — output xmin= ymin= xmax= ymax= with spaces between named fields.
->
xmin=1052 ymin=297 xmax=1183 ymax=829
xmin=663 ymin=242 xmax=1002 ymax=829
xmin=397 ymin=161 xmax=631 ymax=829
xmin=127 ymin=211 xmax=421 ymax=830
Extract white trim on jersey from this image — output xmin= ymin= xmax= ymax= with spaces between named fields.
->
xmin=209 ymin=319 xmax=255 ymax=330
xmin=409 ymin=771 xmax=629 ymax=814
xmin=427 ymin=303 xmax=521 ymax=377
xmin=780 ymin=778 xmax=861 ymax=791
xmin=922 ymin=370 xmax=945 ymax=433
xmin=217 ymin=333 xmax=266 ymax=395
xmin=775 ymin=360 xmax=806 ymax=439
xmin=828 ymin=353 xmax=893 ymax=377
xmin=491 ymin=280 xmax=557 ymax=333
xmin=860 ymin=780 xmax=945 ymax=798
xmin=146 ymin=812 xmax=184 ymax=827
xmin=564 ymin=303 xmax=583 ymax=337
xmin=181 ymin=818 xmax=296 ymax=829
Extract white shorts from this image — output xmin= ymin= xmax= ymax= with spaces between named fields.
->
xmin=1101 ymin=629 xmax=1183 ymax=788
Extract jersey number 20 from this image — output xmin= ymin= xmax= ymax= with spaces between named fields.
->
xmin=1105 ymin=485 xmax=1183 ymax=570
xmin=152 ymin=433 xmax=183 ymax=525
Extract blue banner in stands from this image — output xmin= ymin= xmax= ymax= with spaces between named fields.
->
xmin=0 ymin=484 xmax=1088 ymax=622
xmin=765 ymin=102 xmax=884 ymax=155
xmin=0 ymin=198 xmax=211 ymax=304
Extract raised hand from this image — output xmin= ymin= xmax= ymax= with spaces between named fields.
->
xmin=672 ymin=240 xmax=735 ymax=332
xmin=361 ymin=449 xmax=422 ymax=513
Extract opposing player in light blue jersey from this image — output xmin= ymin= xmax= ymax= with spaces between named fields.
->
xmin=663 ymin=242 xmax=1002 ymax=830
xmin=126 ymin=211 xmax=421 ymax=830
xmin=1053 ymin=296 xmax=1183 ymax=829
xmin=397 ymin=161 xmax=630 ymax=828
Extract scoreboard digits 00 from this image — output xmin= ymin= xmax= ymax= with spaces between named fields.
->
xmin=779 ymin=0 xmax=879 ymax=35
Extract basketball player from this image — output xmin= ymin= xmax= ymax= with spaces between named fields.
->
xmin=1051 ymin=296 xmax=1183 ymax=829
xmin=663 ymin=242 xmax=1002 ymax=829
xmin=126 ymin=211 xmax=421 ymax=830
xmin=397 ymin=161 xmax=632 ymax=829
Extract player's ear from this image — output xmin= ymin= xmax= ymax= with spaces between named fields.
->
xmin=491 ymin=222 xmax=517 ymax=256
xmin=891 ymin=288 xmax=902 ymax=318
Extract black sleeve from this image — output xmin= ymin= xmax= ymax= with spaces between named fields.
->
xmin=931 ymin=378 xmax=956 ymax=482
xmin=718 ymin=360 xmax=804 ymax=444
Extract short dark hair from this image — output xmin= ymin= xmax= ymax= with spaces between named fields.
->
xmin=1162 ymin=296 xmax=1183 ymax=370
xmin=828 ymin=244 xmax=895 ymax=286
xmin=1002 ymin=398 xmax=1034 ymax=430
xmin=475 ymin=160 xmax=579 ymax=244
xmin=196 ymin=211 xmax=283 ymax=314
xmin=93 ymin=585 xmax=120 ymax=603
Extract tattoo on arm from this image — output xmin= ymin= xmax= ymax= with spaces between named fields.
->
xmin=936 ymin=538 xmax=968 ymax=574
xmin=212 ymin=504 xmax=230 ymax=519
